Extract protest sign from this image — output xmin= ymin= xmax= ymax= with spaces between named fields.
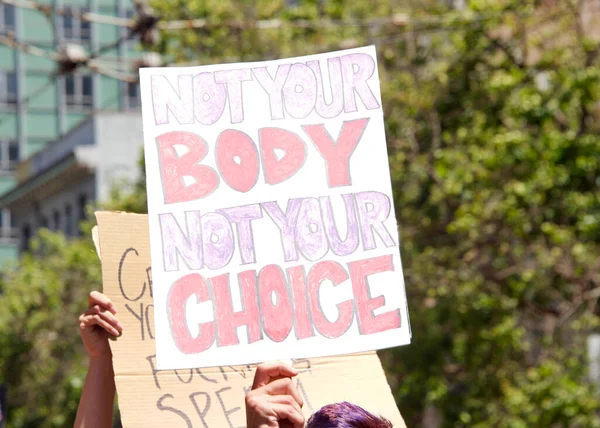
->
xmin=94 ymin=213 xmax=406 ymax=427
xmin=139 ymin=45 xmax=411 ymax=370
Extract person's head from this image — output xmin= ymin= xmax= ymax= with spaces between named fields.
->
xmin=306 ymin=401 xmax=393 ymax=428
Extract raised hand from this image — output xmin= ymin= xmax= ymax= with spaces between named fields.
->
xmin=78 ymin=291 xmax=123 ymax=359
xmin=245 ymin=361 xmax=305 ymax=428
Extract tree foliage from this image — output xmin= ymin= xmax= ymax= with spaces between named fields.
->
xmin=0 ymin=232 xmax=102 ymax=427
xmin=379 ymin=1 xmax=600 ymax=425
xmin=0 ymin=0 xmax=598 ymax=427
xmin=152 ymin=0 xmax=600 ymax=425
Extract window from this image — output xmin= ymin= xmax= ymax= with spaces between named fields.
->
xmin=53 ymin=209 xmax=61 ymax=232
xmin=126 ymin=82 xmax=140 ymax=109
xmin=0 ymin=140 xmax=19 ymax=171
xmin=82 ymin=75 xmax=92 ymax=98
xmin=0 ymin=72 xmax=17 ymax=104
xmin=78 ymin=194 xmax=87 ymax=223
xmin=80 ymin=12 xmax=91 ymax=40
xmin=0 ymin=4 xmax=15 ymax=33
xmin=62 ymin=7 xmax=90 ymax=42
xmin=125 ymin=9 xmax=137 ymax=41
xmin=65 ymin=204 xmax=73 ymax=236
xmin=66 ymin=75 xmax=75 ymax=95
xmin=40 ymin=215 xmax=48 ymax=229
xmin=63 ymin=13 xmax=72 ymax=37
xmin=21 ymin=224 xmax=30 ymax=252
xmin=65 ymin=75 xmax=93 ymax=107
xmin=0 ymin=209 xmax=12 ymax=240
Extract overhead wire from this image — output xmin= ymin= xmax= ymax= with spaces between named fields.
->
xmin=0 ymin=35 xmax=139 ymax=81
xmin=0 ymin=6 xmax=594 ymax=78
xmin=1 ymin=0 xmax=591 ymax=50
xmin=0 ymin=0 xmax=594 ymax=126
xmin=0 ymin=0 xmax=568 ymax=31
xmin=0 ymin=0 xmax=134 ymax=28
xmin=0 ymin=34 xmax=59 ymax=60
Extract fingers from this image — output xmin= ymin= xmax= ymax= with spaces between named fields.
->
xmin=245 ymin=375 xmax=305 ymax=428
xmin=270 ymin=403 xmax=305 ymax=428
xmin=252 ymin=361 xmax=298 ymax=389
xmin=79 ymin=306 xmax=123 ymax=337
xmin=262 ymin=377 xmax=304 ymax=408
xmin=268 ymin=394 xmax=303 ymax=416
xmin=93 ymin=305 xmax=123 ymax=332
xmin=88 ymin=291 xmax=117 ymax=315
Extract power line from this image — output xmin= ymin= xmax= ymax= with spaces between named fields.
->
xmin=0 ymin=0 xmax=134 ymax=27
xmin=1 ymin=0 xmax=569 ymax=32
xmin=0 ymin=34 xmax=58 ymax=60
xmin=0 ymin=0 xmax=410 ymax=30
xmin=1 ymin=3 xmax=594 ymax=81
xmin=156 ymin=14 xmax=411 ymax=31
xmin=0 ymin=0 xmax=594 ymax=125
xmin=2 ymin=0 xmax=594 ymax=58
xmin=0 ymin=35 xmax=140 ymax=81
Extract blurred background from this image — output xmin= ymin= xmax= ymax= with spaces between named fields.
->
xmin=0 ymin=0 xmax=598 ymax=426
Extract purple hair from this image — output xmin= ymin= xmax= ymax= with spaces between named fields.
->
xmin=306 ymin=402 xmax=393 ymax=428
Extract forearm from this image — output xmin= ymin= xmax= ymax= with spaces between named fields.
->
xmin=74 ymin=355 xmax=116 ymax=428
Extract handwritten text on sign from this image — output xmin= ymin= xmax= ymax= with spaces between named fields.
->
xmin=140 ymin=46 xmax=411 ymax=369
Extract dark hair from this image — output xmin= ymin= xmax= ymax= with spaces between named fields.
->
xmin=306 ymin=401 xmax=393 ymax=428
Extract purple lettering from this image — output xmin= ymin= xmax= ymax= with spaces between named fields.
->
xmin=340 ymin=53 xmax=380 ymax=113
xmin=296 ymin=197 xmax=328 ymax=261
xmin=201 ymin=212 xmax=234 ymax=269
xmin=282 ymin=63 xmax=317 ymax=119
xmin=214 ymin=69 xmax=252 ymax=124
xmin=252 ymin=65 xmax=291 ymax=120
xmin=159 ymin=211 xmax=203 ymax=272
xmin=319 ymin=194 xmax=359 ymax=256
xmin=151 ymin=75 xmax=194 ymax=125
xmin=193 ymin=72 xmax=227 ymax=125
xmin=262 ymin=199 xmax=303 ymax=262
xmin=307 ymin=58 xmax=344 ymax=118
xmin=218 ymin=204 xmax=262 ymax=265
xmin=355 ymin=191 xmax=396 ymax=250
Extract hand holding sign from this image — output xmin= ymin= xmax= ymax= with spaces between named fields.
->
xmin=78 ymin=291 xmax=122 ymax=358
xmin=245 ymin=362 xmax=304 ymax=428
xmin=74 ymin=288 xmax=396 ymax=428
xmin=76 ymin=291 xmax=120 ymax=428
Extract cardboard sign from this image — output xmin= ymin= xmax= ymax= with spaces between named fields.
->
xmin=94 ymin=213 xmax=406 ymax=428
xmin=139 ymin=45 xmax=411 ymax=370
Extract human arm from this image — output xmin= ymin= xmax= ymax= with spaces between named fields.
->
xmin=74 ymin=291 xmax=123 ymax=428
xmin=245 ymin=362 xmax=305 ymax=428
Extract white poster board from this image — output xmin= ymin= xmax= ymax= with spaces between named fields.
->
xmin=139 ymin=45 xmax=411 ymax=370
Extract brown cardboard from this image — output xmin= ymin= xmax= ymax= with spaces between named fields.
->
xmin=94 ymin=211 xmax=406 ymax=427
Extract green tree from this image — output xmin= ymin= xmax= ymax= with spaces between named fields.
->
xmin=0 ymin=232 xmax=102 ymax=427
xmin=150 ymin=0 xmax=600 ymax=425
xmin=104 ymin=153 xmax=148 ymax=214
xmin=382 ymin=2 xmax=600 ymax=426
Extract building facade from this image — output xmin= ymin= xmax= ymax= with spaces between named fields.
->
xmin=0 ymin=0 xmax=143 ymax=253
xmin=0 ymin=112 xmax=143 ymax=257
